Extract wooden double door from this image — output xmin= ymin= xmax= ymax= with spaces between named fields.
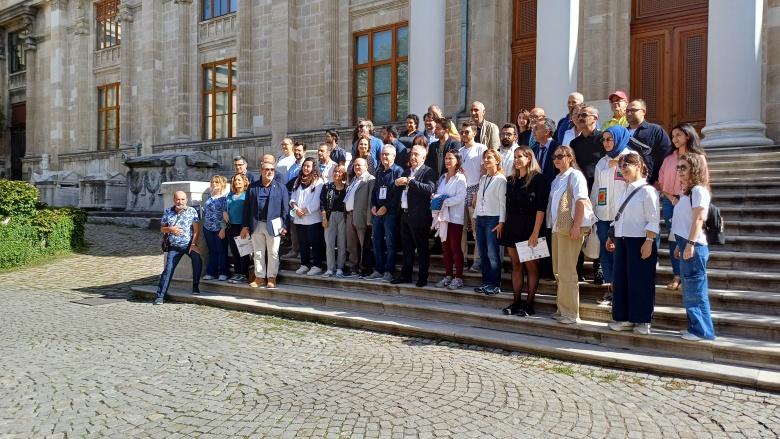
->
xmin=630 ymin=0 xmax=708 ymax=133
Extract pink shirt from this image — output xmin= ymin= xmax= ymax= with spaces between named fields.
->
xmin=658 ymin=151 xmax=683 ymax=196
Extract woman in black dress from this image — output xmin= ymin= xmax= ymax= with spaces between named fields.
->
xmin=501 ymin=146 xmax=550 ymax=316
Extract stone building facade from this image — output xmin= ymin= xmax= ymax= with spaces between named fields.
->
xmin=0 ymin=0 xmax=779 ymax=202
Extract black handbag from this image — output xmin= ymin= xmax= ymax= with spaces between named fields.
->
xmin=161 ymin=234 xmax=171 ymax=252
xmin=608 ymin=184 xmax=649 ymax=241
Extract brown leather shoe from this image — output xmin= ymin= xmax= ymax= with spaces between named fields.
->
xmin=267 ymin=277 xmax=277 ymax=289
xmin=249 ymin=278 xmax=266 ymax=288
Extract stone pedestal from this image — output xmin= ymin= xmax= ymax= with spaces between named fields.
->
xmin=79 ymin=173 xmax=128 ymax=210
xmin=161 ymin=181 xmax=211 ymax=282
xmin=32 ymin=170 xmax=82 ymax=207
xmin=701 ymin=1 xmax=773 ymax=148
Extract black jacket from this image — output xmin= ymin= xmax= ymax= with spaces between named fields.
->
xmin=395 ymin=164 xmax=437 ymax=227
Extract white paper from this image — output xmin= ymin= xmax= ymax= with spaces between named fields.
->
xmin=271 ymin=217 xmax=283 ymax=235
xmin=233 ymin=236 xmax=254 ymax=257
xmin=515 ymin=237 xmax=550 ymax=263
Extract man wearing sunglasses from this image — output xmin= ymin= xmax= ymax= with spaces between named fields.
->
xmin=625 ymin=99 xmax=672 ymax=188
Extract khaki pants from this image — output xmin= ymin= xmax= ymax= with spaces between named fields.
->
xmin=461 ymin=206 xmax=480 ymax=263
xmin=251 ymin=222 xmax=281 ymax=279
xmin=552 ymin=231 xmax=584 ymax=320
xmin=346 ymin=211 xmax=368 ymax=271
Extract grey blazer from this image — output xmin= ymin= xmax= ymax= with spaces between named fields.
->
xmin=349 ymin=174 xmax=376 ymax=228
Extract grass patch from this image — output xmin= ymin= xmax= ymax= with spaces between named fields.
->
xmin=552 ymin=365 xmax=576 ymax=375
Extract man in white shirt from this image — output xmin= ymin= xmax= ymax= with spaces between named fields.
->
xmin=281 ymin=142 xmax=306 ymax=259
xmin=499 ymin=124 xmax=519 ymax=173
xmin=317 ymin=143 xmax=336 ymax=183
xmin=275 ymin=138 xmax=295 ymax=184
xmin=459 ymin=121 xmax=487 ymax=272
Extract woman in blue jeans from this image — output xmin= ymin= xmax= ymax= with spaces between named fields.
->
xmin=471 ymin=149 xmax=507 ymax=296
xmin=671 ymin=153 xmax=715 ymax=341
xmin=203 ymin=175 xmax=230 ymax=281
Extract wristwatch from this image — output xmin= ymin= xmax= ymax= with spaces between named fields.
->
xmin=645 ymin=237 xmax=653 ymax=241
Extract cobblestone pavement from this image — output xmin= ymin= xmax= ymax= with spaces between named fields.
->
xmin=0 ymin=224 xmax=778 ymax=438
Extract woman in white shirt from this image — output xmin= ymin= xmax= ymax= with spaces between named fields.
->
xmin=433 ymin=150 xmax=467 ymax=290
xmin=547 ymin=145 xmax=590 ymax=325
xmin=290 ymin=158 xmax=325 ymax=276
xmin=672 ymin=153 xmax=715 ymax=341
xmin=591 ymin=125 xmax=631 ymax=305
xmin=605 ymin=152 xmax=660 ymax=335
xmin=471 ymin=149 xmax=507 ymax=296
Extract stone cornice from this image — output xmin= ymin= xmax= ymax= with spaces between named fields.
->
xmin=50 ymin=0 xmax=70 ymax=11
xmin=350 ymin=0 xmax=408 ymax=20
xmin=0 ymin=3 xmax=38 ymax=29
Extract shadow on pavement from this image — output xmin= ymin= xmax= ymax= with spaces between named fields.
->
xmin=75 ymin=275 xmax=159 ymax=298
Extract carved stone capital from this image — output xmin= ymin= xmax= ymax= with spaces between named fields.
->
xmin=70 ymin=17 xmax=89 ymax=36
xmin=117 ymin=3 xmax=134 ymax=23
xmin=51 ymin=0 xmax=70 ymax=11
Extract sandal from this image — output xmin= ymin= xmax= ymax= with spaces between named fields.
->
xmin=667 ymin=276 xmax=681 ymax=291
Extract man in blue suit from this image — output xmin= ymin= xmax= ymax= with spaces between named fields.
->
xmin=532 ymin=117 xmax=559 ymax=185
xmin=241 ymin=160 xmax=289 ymax=289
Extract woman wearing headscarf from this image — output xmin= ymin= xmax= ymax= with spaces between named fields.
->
xmin=590 ymin=125 xmax=632 ymax=305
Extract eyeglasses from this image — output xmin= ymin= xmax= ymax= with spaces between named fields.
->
xmin=358 ymin=124 xmax=367 ymax=128
xmin=500 ymin=132 xmax=515 ymax=137
xmin=262 ymin=168 xmax=275 ymax=172
xmin=626 ymin=108 xmax=642 ymax=114
xmin=676 ymin=165 xmax=689 ymax=172
xmin=619 ymin=163 xmax=634 ymax=169
xmin=576 ymin=113 xmax=592 ymax=119
xmin=552 ymin=154 xmax=569 ymax=161
xmin=460 ymin=130 xmax=471 ymax=135
xmin=601 ymin=138 xmax=614 ymax=143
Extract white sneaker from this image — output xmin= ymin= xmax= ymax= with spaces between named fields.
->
xmin=336 ymin=269 xmax=344 ymax=277
xmin=307 ymin=266 xmax=322 ymax=276
xmin=633 ymin=323 xmax=651 ymax=335
xmin=218 ymin=275 xmax=228 ymax=281
xmin=321 ymin=270 xmax=335 ymax=278
xmin=381 ymin=272 xmax=394 ymax=282
xmin=295 ymin=265 xmax=309 ymax=274
xmin=557 ymin=316 xmax=577 ymax=325
xmin=608 ymin=321 xmax=635 ymax=332
xmin=364 ymin=271 xmax=384 ymax=281
xmin=681 ymin=330 xmax=704 ymax=341
xmin=203 ymin=274 xmax=215 ymax=280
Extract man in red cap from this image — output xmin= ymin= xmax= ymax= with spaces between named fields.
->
xmin=602 ymin=90 xmax=629 ymax=130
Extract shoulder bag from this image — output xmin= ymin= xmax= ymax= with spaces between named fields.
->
xmin=607 ymin=184 xmax=649 ymax=242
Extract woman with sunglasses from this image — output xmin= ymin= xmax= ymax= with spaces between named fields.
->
xmin=501 ymin=146 xmax=549 ymax=316
xmin=672 ymin=153 xmax=716 ymax=341
xmin=547 ymin=146 xmax=590 ymax=325
xmin=590 ymin=125 xmax=632 ymax=305
xmin=658 ymin=123 xmax=707 ymax=291
xmin=605 ymin=152 xmax=660 ymax=335
xmin=225 ymin=174 xmax=250 ymax=284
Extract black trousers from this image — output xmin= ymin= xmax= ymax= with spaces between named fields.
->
xmin=400 ymin=211 xmax=430 ymax=281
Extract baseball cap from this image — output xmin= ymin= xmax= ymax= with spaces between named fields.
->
xmin=609 ymin=90 xmax=628 ymax=102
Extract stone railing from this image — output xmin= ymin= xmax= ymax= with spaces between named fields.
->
xmin=198 ymin=14 xmax=237 ymax=45
xmin=8 ymin=71 xmax=26 ymax=90
xmin=152 ymin=135 xmax=272 ymax=174
xmin=94 ymin=46 xmax=121 ymax=71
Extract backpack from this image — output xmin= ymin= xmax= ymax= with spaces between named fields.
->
xmin=704 ymin=203 xmax=726 ymax=245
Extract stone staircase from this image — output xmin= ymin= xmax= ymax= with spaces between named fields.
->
xmin=132 ymin=145 xmax=780 ymax=391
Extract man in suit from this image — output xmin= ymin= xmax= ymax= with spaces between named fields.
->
xmin=426 ymin=117 xmax=461 ymax=177
xmin=391 ymin=145 xmax=438 ymax=287
xmin=470 ymin=101 xmax=501 ymax=150
xmin=241 ymin=160 xmax=289 ymax=289
xmin=532 ymin=117 xmax=560 ymax=185
xmin=343 ymin=158 xmax=376 ymax=278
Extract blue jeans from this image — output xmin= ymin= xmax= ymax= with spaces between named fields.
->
xmin=475 ymin=216 xmax=501 ymax=287
xmin=203 ymin=228 xmax=229 ymax=277
xmin=372 ymin=213 xmax=398 ymax=274
xmin=156 ymin=246 xmax=202 ymax=299
xmin=596 ymin=220 xmax=614 ymax=284
xmin=663 ymin=197 xmax=681 ymax=276
xmin=676 ymin=235 xmax=715 ymax=339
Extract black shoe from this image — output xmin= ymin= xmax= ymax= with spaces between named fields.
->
xmin=342 ymin=270 xmax=359 ymax=278
xmin=390 ymin=277 xmax=411 ymax=285
xmin=192 ymin=285 xmax=200 ymax=295
xmin=502 ymin=302 xmax=524 ymax=315
xmin=594 ymin=269 xmax=604 ymax=285
xmin=523 ymin=304 xmax=535 ymax=316
xmin=577 ymin=273 xmax=587 ymax=282
xmin=415 ymin=279 xmax=427 ymax=287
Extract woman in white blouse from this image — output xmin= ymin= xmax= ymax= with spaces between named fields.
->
xmin=290 ymin=158 xmax=325 ymax=276
xmin=672 ymin=153 xmax=715 ymax=341
xmin=433 ymin=150 xmax=467 ymax=290
xmin=547 ymin=145 xmax=589 ymax=325
xmin=605 ymin=152 xmax=660 ymax=335
xmin=471 ymin=149 xmax=507 ymax=296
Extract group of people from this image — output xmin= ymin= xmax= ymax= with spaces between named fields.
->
xmin=154 ymin=95 xmax=716 ymax=342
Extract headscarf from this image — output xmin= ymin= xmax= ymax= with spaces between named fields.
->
xmin=604 ymin=125 xmax=631 ymax=158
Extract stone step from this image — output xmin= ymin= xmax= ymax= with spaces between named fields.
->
xmin=656 ymin=249 xmax=780 ymax=272
xmin=130 ymin=284 xmax=780 ymax=392
xmin=709 ymin=168 xmax=780 ymax=178
xmin=275 ymin=259 xmax=780 ymax=316
xmin=704 ymin=144 xmax=780 ymax=157
xmin=712 ymin=193 xmax=780 ymax=207
xmin=707 ymin=157 xmax=780 ymax=170
xmin=710 ymin=181 xmax=780 ymax=195
xmin=718 ymin=206 xmax=780 ymax=222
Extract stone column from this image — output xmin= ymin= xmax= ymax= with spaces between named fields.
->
xmin=236 ymin=0 xmax=254 ymax=137
xmin=322 ymin=0 xmax=340 ymax=127
xmin=535 ymin=0 xmax=579 ymax=120
xmin=271 ymin=1 xmax=293 ymax=143
xmin=701 ymin=1 xmax=772 ymax=148
xmin=71 ymin=2 xmax=90 ymax=151
xmin=22 ymin=15 xmax=37 ymax=156
xmin=174 ymin=0 xmax=192 ymax=142
xmin=117 ymin=2 xmax=135 ymax=148
xmin=409 ymin=0 xmax=445 ymax=117
xmin=49 ymin=1 xmax=70 ymax=165
xmin=139 ymin=0 xmax=163 ymax=152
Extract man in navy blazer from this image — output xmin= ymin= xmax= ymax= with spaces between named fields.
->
xmin=532 ymin=117 xmax=560 ymax=185
xmin=391 ymin=145 xmax=438 ymax=287
xmin=241 ymin=161 xmax=289 ymax=289
xmin=426 ymin=117 xmax=462 ymax=177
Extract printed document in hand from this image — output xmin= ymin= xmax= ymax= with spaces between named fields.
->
xmin=516 ymin=237 xmax=550 ymax=262
xmin=233 ymin=235 xmax=254 ymax=257
xmin=271 ymin=217 xmax=283 ymax=235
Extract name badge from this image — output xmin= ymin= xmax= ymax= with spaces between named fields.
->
xmin=379 ymin=187 xmax=387 ymax=200
xmin=479 ymin=199 xmax=486 ymax=214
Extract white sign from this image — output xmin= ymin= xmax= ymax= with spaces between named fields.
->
xmin=233 ymin=235 xmax=254 ymax=257
xmin=515 ymin=237 xmax=550 ymax=263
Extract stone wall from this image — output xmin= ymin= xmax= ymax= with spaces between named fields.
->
xmin=765 ymin=0 xmax=780 ymax=141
